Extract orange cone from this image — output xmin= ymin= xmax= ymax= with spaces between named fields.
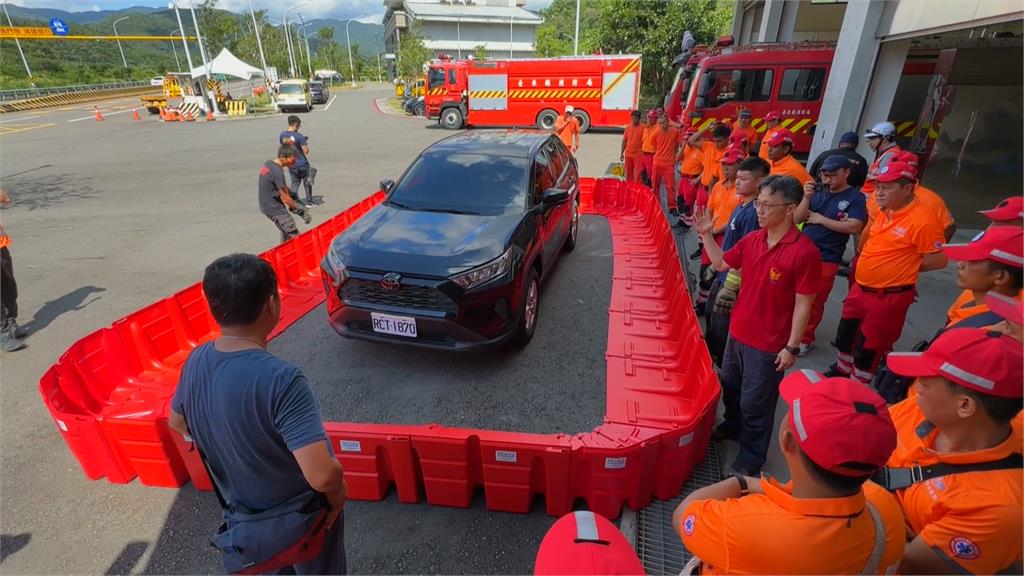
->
xmin=158 ymin=107 xmax=165 ymax=121
xmin=177 ymin=110 xmax=184 ymax=123
xmin=206 ymin=109 xmax=215 ymax=121
xmin=132 ymin=108 xmax=140 ymax=121
xmin=186 ymin=111 xmax=194 ymax=122
xmin=93 ymin=106 xmax=104 ymax=121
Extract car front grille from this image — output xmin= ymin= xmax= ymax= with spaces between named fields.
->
xmin=341 ymin=278 xmax=457 ymax=314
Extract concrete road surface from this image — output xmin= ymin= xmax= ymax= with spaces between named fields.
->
xmin=0 ymin=86 xmax=628 ymax=574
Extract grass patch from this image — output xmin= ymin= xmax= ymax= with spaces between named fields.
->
xmin=385 ymin=97 xmax=406 ymax=114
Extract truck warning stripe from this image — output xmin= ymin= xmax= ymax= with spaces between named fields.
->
xmin=469 ymin=91 xmax=508 ymax=99
xmin=428 ymin=88 xmax=445 ymax=96
xmin=509 ymin=89 xmax=601 ymax=99
xmin=602 ymin=58 xmax=640 ymax=96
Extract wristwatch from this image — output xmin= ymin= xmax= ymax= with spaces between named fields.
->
xmin=783 ymin=345 xmax=800 ymax=355
xmin=733 ymin=473 xmax=749 ymax=496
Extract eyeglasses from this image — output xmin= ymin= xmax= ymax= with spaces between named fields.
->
xmin=755 ymin=201 xmax=794 ymax=212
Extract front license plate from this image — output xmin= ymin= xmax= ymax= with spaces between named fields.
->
xmin=370 ymin=313 xmax=418 ymax=338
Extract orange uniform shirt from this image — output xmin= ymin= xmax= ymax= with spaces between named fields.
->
xmin=733 ymin=125 xmax=758 ymax=148
xmin=622 ymin=124 xmax=645 ymax=158
xmin=707 ymin=179 xmax=740 ymax=231
xmin=887 ymin=398 xmax=1023 ymax=575
xmin=678 ymin=145 xmax=703 ymax=176
xmin=758 ymin=134 xmax=773 ymax=160
xmin=862 ymin=145 xmax=902 ymax=195
xmin=699 ymin=141 xmax=726 ymax=186
xmin=0 ymin=224 xmax=9 ymax=249
xmin=641 ymin=124 xmax=658 ymax=154
xmin=554 ymin=115 xmax=579 ymax=149
xmin=946 ymin=288 xmax=1023 ymax=328
xmin=867 ymin=184 xmax=954 ymax=230
xmin=652 ymin=126 xmax=681 ymax=166
xmin=769 ymin=154 xmax=813 ymax=185
xmin=855 ymin=198 xmax=945 ymax=288
xmin=680 ymin=477 xmax=906 ymax=574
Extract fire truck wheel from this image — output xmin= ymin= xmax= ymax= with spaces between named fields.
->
xmin=571 ymin=109 xmax=591 ymax=133
xmin=535 ymin=109 xmax=558 ymax=131
xmin=441 ymin=108 xmax=464 ymax=130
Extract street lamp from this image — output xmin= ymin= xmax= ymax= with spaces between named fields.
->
xmin=187 ymin=0 xmax=217 ymax=115
xmin=509 ymin=9 xmax=513 ymax=59
xmin=1 ymin=0 xmax=33 ymax=85
xmin=283 ymin=3 xmax=310 ymax=78
xmin=247 ymin=0 xmax=269 ymax=80
xmin=303 ymin=31 xmax=316 ymax=79
xmin=167 ymin=28 xmax=181 ymax=71
xmin=113 ymin=16 xmax=130 ymax=69
xmin=169 ymin=1 xmax=195 ymax=73
xmin=346 ymin=16 xmax=366 ymax=88
xmin=573 ymin=0 xmax=580 ymax=56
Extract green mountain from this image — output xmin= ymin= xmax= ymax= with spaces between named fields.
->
xmin=4 ymin=5 xmax=160 ymax=25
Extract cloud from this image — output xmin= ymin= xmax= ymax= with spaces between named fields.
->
xmin=215 ymin=0 xmax=386 ymax=21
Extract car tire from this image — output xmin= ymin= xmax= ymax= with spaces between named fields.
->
xmin=563 ymin=198 xmax=580 ymax=253
xmin=441 ymin=108 xmax=464 ymax=130
xmin=413 ymin=103 xmax=425 ymax=116
xmin=571 ymin=109 xmax=591 ymax=133
xmin=535 ymin=109 xmax=558 ymax=131
xmin=511 ymin=267 xmax=540 ymax=346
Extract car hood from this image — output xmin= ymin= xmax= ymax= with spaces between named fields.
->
xmin=330 ymin=204 xmax=521 ymax=276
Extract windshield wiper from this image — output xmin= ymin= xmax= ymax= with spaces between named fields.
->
xmin=386 ymin=199 xmax=415 ymax=210
xmin=417 ymin=207 xmax=480 ymax=215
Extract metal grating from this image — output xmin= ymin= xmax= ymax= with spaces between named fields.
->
xmin=636 ymin=442 xmax=723 ymax=576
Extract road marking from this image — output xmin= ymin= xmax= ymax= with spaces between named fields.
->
xmin=0 ymin=115 xmax=41 ymax=124
xmin=323 ymin=94 xmax=337 ymax=111
xmin=68 ymin=108 xmax=133 ymax=123
xmin=0 ymin=122 xmax=55 ymax=135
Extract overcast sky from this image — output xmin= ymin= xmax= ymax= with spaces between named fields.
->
xmin=8 ymin=0 xmax=554 ymax=22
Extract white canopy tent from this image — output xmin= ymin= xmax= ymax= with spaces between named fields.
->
xmin=190 ymin=48 xmax=265 ymax=79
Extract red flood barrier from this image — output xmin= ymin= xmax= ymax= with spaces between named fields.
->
xmin=39 ymin=180 xmax=720 ymax=518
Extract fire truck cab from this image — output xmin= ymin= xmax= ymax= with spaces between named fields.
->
xmin=424 ymin=54 xmax=641 ymax=132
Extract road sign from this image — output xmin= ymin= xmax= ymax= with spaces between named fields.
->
xmin=49 ymin=18 xmax=69 ymax=36
xmin=0 ymin=26 xmax=53 ymax=38
xmin=266 ymin=66 xmax=279 ymax=83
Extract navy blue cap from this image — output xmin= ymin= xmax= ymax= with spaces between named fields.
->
xmin=821 ymin=155 xmax=852 ymax=172
xmin=839 ymin=131 xmax=859 ymax=146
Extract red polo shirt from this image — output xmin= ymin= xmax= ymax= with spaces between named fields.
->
xmin=723 ymin=226 xmax=822 ymax=352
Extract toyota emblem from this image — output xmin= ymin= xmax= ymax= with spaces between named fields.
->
xmin=381 ymin=273 xmax=402 ymax=292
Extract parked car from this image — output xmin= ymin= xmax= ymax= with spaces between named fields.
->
xmin=150 ymin=76 xmax=165 ymax=86
xmin=276 ymin=79 xmax=312 ymax=112
xmin=403 ymin=95 xmax=425 ymax=116
xmin=320 ymin=131 xmax=580 ymax=350
xmin=310 ymin=80 xmax=329 ymax=104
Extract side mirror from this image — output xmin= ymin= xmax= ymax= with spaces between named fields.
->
xmin=380 ymin=179 xmax=395 ymax=193
xmin=542 ymin=188 xmax=569 ymax=205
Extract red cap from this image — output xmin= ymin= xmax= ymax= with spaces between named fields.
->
xmin=780 ymin=371 xmax=897 ymax=477
xmin=887 ymin=328 xmax=1024 ymax=398
xmin=684 ymin=126 xmax=698 ymax=138
xmin=646 ymin=110 xmax=658 ymax=121
xmin=728 ymin=131 xmax=748 ymax=148
xmin=720 ymin=148 xmax=745 ymax=164
xmin=534 ymin=511 xmax=645 ymax=575
xmin=893 ymin=150 xmax=920 ymax=167
xmin=764 ymin=111 xmax=781 ymax=122
xmin=765 ymin=128 xmax=794 ymax=147
xmin=874 ymin=161 xmax=917 ymax=183
xmin=986 ymin=291 xmax=1024 ymax=325
xmin=942 ymin=226 xmax=1024 ymax=267
xmin=979 ymin=196 xmax=1024 ymax=223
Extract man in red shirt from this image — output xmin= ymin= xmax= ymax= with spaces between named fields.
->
xmin=554 ymin=105 xmax=580 ymax=153
xmin=696 ymin=175 xmax=821 ymax=475
xmin=619 ymin=110 xmax=644 ymax=183
xmin=651 ymin=113 xmax=681 ymax=215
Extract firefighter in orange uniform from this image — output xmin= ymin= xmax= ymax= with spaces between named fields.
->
xmin=620 ymin=110 xmax=645 ymax=183
xmin=941 ymin=226 xmax=1023 ymax=330
xmin=827 ymin=162 xmax=947 ymax=384
xmin=676 ymin=126 xmax=703 ymax=228
xmin=650 ymin=113 xmax=681 ymax=215
xmin=0 ymin=188 xmax=25 ymax=352
xmin=640 ymin=110 xmax=659 ymax=185
xmin=757 ymin=110 xmax=782 ymax=159
xmin=861 ymin=121 xmax=901 ymax=196
xmin=733 ymin=107 xmax=758 ymax=153
xmin=686 ymin=121 xmax=732 ymax=209
xmin=695 ymin=148 xmax=744 ymax=312
xmin=879 ymin=328 xmax=1023 ymax=575
xmin=765 ymin=128 xmax=813 ymax=184
xmin=554 ymin=105 xmax=580 ymax=153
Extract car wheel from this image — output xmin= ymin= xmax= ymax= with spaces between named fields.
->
xmin=512 ymin=268 xmax=540 ymax=346
xmin=563 ymin=198 xmax=580 ymax=253
xmin=413 ymin=103 xmax=425 ymax=116
xmin=441 ymin=108 xmax=464 ymax=130
xmin=571 ymin=109 xmax=591 ymax=133
xmin=535 ymin=109 xmax=558 ymax=130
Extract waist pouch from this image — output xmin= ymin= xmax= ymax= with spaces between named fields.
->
xmin=210 ymin=490 xmax=329 ymax=574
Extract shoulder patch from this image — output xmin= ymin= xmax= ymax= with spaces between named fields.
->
xmin=949 ymin=536 xmax=980 ymax=560
xmin=683 ymin=514 xmax=696 ymax=536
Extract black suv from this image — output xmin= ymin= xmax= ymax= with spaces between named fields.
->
xmin=320 ymin=130 xmax=580 ymax=350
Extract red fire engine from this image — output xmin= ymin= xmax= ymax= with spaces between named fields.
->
xmin=665 ymin=34 xmax=937 ymax=155
xmin=423 ymin=54 xmax=642 ymax=132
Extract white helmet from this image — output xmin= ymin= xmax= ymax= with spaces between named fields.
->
xmin=565 ymin=105 xmax=575 ymax=114
xmin=863 ymin=121 xmax=896 ymax=139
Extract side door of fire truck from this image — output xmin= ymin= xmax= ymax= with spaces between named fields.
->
xmin=775 ymin=64 xmax=829 ymax=152
xmin=690 ymin=65 xmax=775 ymax=130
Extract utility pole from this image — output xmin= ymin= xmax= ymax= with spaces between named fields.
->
xmin=246 ymin=0 xmax=269 ymax=80
xmin=167 ymin=29 xmax=181 ymax=71
xmin=187 ymin=0 xmax=217 ymax=116
xmin=170 ymin=1 xmax=195 ymax=73
xmin=113 ymin=16 xmax=130 ymax=69
xmin=573 ymin=0 xmax=581 ymax=56
xmin=2 ymin=0 xmax=34 ymax=86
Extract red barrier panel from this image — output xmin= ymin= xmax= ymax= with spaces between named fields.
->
xmin=38 ymin=182 xmax=720 ymax=519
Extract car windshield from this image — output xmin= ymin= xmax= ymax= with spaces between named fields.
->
xmin=279 ymin=84 xmax=304 ymax=94
xmin=388 ymin=153 xmax=528 ymax=216
xmin=310 ymin=82 xmax=323 ymax=90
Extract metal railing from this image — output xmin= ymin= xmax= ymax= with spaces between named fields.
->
xmin=0 ymin=80 xmax=151 ymax=102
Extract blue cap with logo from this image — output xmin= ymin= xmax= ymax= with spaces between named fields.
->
xmin=820 ymin=155 xmax=852 ymax=172
xmin=839 ymin=131 xmax=859 ymax=146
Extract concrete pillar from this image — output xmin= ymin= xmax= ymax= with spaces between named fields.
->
xmin=731 ymin=0 xmax=745 ymax=41
xmin=855 ymin=40 xmax=911 ymax=160
xmin=757 ymin=0 xmax=785 ymax=42
xmin=778 ymin=0 xmax=798 ymax=42
xmin=807 ymin=0 xmax=888 ymax=163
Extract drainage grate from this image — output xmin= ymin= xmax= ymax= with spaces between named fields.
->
xmin=636 ymin=442 xmax=723 ymax=575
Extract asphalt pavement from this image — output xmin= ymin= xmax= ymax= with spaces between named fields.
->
xmin=0 ymin=86 xmax=628 ymax=574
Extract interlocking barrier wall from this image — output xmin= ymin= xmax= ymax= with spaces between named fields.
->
xmin=0 ymin=86 xmax=161 ymax=113
xmin=39 ymin=178 xmax=720 ymax=518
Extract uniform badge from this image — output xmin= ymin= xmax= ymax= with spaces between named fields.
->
xmin=949 ymin=536 xmax=980 ymax=560
xmin=880 ymin=166 xmax=889 ymax=175
xmin=837 ymin=200 xmax=850 ymax=211
xmin=972 ymin=230 xmax=986 ymax=242
xmin=683 ymin=514 xmax=696 ymax=536
xmin=769 ymin=267 xmax=782 ymax=281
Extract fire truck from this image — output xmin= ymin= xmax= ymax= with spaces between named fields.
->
xmin=423 ymin=54 xmax=641 ymax=132
xmin=664 ymin=34 xmax=937 ymax=155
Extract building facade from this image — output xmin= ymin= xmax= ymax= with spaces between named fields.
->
xmin=384 ymin=0 xmax=544 ymax=61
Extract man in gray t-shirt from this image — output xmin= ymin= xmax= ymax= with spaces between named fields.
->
xmin=170 ymin=254 xmax=347 ymax=574
xmin=260 ymin=145 xmax=311 ymax=243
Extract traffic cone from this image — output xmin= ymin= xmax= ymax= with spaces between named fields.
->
xmin=93 ymin=106 xmax=104 ymax=121
xmin=177 ymin=110 xmax=184 ymax=123
xmin=158 ymin=107 xmax=165 ymax=121
xmin=186 ymin=111 xmax=194 ymax=122
xmin=132 ymin=108 xmax=140 ymax=121
xmin=206 ymin=109 xmax=215 ymax=122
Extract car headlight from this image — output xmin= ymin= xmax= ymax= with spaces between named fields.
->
xmin=451 ymin=248 xmax=513 ymax=290
xmin=321 ymin=246 xmax=348 ymax=287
